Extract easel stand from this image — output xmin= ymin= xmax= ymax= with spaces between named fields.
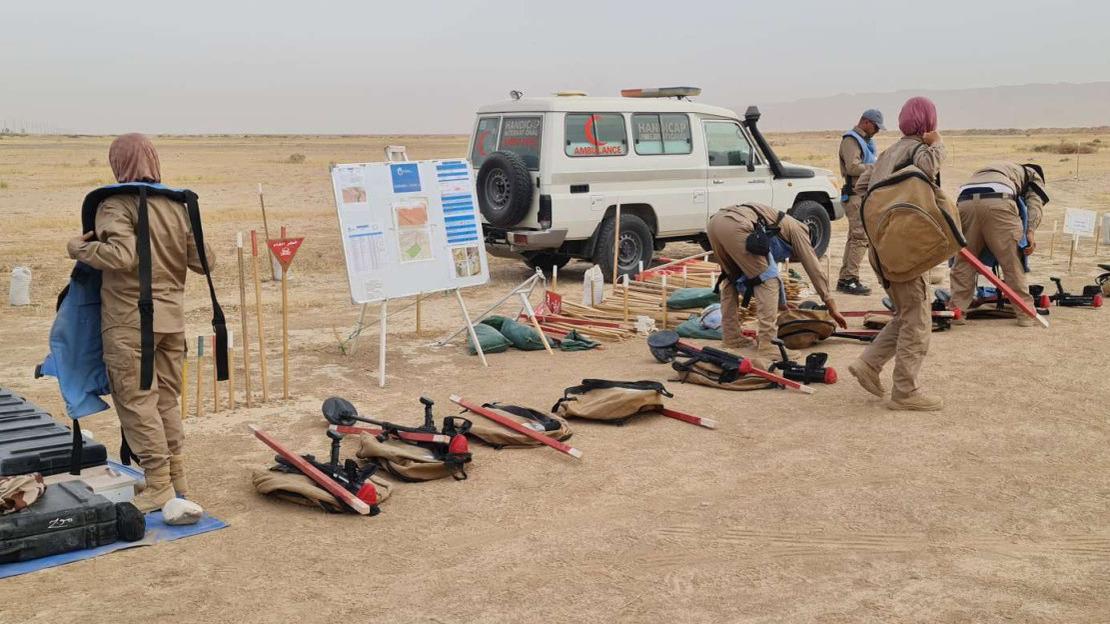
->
xmin=436 ymin=269 xmax=545 ymax=346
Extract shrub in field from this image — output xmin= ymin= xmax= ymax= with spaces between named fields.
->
xmin=1032 ymin=141 xmax=1099 ymax=154
xmin=286 ymin=153 xmax=306 ymax=164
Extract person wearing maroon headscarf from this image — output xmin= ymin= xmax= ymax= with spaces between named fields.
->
xmin=848 ymin=97 xmax=946 ymax=411
xmin=67 ymin=133 xmax=215 ymax=511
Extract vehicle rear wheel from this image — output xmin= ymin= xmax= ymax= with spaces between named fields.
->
xmin=790 ymin=200 xmax=832 ymax=258
xmin=476 ymin=150 xmax=533 ymax=228
xmin=523 ymin=252 xmax=571 ymax=272
xmin=594 ymin=214 xmax=654 ymax=283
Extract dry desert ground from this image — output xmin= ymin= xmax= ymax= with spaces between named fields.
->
xmin=1 ymin=131 xmax=1108 ymax=623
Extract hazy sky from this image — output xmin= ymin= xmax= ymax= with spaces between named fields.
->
xmin=2 ymin=0 xmax=1107 ymax=134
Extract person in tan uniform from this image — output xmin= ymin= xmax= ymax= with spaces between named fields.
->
xmin=949 ymin=162 xmax=1048 ymax=326
xmin=707 ymin=203 xmax=847 ymax=355
xmin=848 ymin=97 xmax=946 ymax=411
xmin=66 ymin=133 xmax=214 ymax=512
xmin=836 ymin=108 xmax=885 ymax=296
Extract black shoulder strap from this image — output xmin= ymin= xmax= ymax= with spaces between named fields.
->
xmin=185 ymin=191 xmax=229 ymax=382
xmin=136 ymin=186 xmax=155 ymax=390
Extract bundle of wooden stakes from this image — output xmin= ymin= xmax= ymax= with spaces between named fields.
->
xmin=528 ymin=253 xmax=807 ymax=343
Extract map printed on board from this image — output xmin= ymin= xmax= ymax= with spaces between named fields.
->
xmin=330 ymin=159 xmax=490 ymax=303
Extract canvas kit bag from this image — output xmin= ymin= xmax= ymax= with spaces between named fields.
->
xmin=670 ymin=360 xmax=774 ymax=391
xmin=356 ymin=429 xmax=471 ymax=482
xmin=861 ymin=164 xmax=965 ymax=285
xmin=776 ymin=308 xmax=836 ymax=349
xmin=552 ymin=380 xmax=672 ymax=423
xmin=252 ymin=469 xmax=393 ymax=514
xmin=466 ymin=403 xmax=573 ymax=448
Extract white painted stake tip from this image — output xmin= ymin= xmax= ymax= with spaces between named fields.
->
xmin=701 ymin=419 xmax=719 ymax=429
xmin=1037 ymin=314 xmax=1050 ymax=328
xmin=568 ymin=448 xmax=584 ymax=459
xmin=796 ymin=385 xmax=816 ymax=395
xmin=449 ymin=395 xmax=462 ymax=403
xmin=237 ymin=232 xmax=243 ymax=248
xmin=257 ymin=183 xmax=263 ymax=194
xmin=248 ymin=424 xmax=260 ymax=432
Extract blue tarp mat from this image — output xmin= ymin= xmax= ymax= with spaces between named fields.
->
xmin=0 ymin=462 xmax=226 ymax=580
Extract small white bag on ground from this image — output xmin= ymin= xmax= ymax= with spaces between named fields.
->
xmin=9 ymin=267 xmax=31 ymax=306
xmin=162 ymin=497 xmax=203 ymax=525
xmin=582 ymin=265 xmax=605 ymax=306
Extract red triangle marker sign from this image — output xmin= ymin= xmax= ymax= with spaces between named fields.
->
xmin=267 ymin=237 xmax=304 ymax=271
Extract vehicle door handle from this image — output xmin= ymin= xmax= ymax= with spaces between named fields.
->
xmin=747 ymin=180 xmax=766 ymax=184
xmin=712 ymin=179 xmax=725 ymax=185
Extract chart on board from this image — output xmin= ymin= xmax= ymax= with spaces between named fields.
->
xmin=330 ymin=159 xmax=490 ymax=303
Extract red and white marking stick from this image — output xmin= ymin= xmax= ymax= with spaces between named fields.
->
xmin=958 ymin=248 xmax=1049 ymax=327
xmin=248 ymin=425 xmax=371 ymax=515
xmin=841 ymin=309 xmax=959 ymax=319
xmin=675 ymin=339 xmax=815 ymax=395
xmin=329 ymin=424 xmax=451 ymax=445
xmin=450 ymin=396 xmax=583 ymax=459
xmin=658 ymin=407 xmax=717 ymax=429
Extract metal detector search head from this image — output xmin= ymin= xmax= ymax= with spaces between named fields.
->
xmin=322 ymin=396 xmax=359 ymax=427
xmin=646 ymin=330 xmax=681 ymax=363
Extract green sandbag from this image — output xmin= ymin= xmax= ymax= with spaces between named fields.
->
xmin=556 ymin=329 xmax=601 ymax=351
xmin=468 ymin=323 xmax=512 ymax=355
xmin=480 ymin=315 xmax=511 ymax=331
xmin=499 ymin=319 xmax=546 ymax=351
xmin=667 ymin=288 xmax=719 ymax=309
xmin=675 ymin=315 xmax=722 ymax=340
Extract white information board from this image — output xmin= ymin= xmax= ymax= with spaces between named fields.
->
xmin=331 ymin=159 xmax=490 ymax=303
xmin=1062 ymin=207 xmax=1098 ymax=237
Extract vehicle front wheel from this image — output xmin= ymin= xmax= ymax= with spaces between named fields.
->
xmin=594 ymin=214 xmax=654 ymax=283
xmin=790 ymin=200 xmax=832 ymax=258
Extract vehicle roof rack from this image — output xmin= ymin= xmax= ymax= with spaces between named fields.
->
xmin=621 ymin=87 xmax=701 ymax=100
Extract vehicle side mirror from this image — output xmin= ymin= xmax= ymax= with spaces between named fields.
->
xmin=746 ymin=156 xmax=755 ymax=173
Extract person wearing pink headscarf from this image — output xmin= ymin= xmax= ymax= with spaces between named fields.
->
xmin=847 ymin=97 xmax=946 ymax=412
xmin=66 ymin=134 xmax=215 ymax=512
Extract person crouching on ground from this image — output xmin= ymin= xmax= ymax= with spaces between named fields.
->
xmin=707 ymin=202 xmax=847 ymax=356
xmin=836 ymin=108 xmax=885 ymax=296
xmin=848 ymin=97 xmax=946 ymax=411
xmin=66 ymin=133 xmax=214 ymax=511
xmin=949 ymin=162 xmax=1048 ymax=326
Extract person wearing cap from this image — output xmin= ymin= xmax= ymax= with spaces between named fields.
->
xmin=835 ymin=109 xmax=884 ymax=296
xmin=848 ymin=97 xmax=946 ymax=412
xmin=949 ymin=162 xmax=1049 ymax=325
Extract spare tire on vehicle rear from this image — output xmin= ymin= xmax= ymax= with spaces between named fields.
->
xmin=477 ymin=150 xmax=534 ymax=228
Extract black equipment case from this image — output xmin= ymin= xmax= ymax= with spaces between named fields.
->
xmin=0 ymin=481 xmax=127 ymax=563
xmin=0 ymin=387 xmax=107 ymax=477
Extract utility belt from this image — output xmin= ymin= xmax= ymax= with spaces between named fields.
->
xmin=957 ymin=184 xmax=1016 ymax=204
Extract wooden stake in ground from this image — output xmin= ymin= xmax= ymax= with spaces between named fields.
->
xmin=211 ymin=335 xmax=220 ymax=412
xmin=180 ymin=345 xmax=188 ymax=420
xmin=553 ymin=264 xmax=558 ymax=291
xmin=237 ymin=232 xmax=253 ymax=408
xmin=267 ymin=236 xmax=304 ymax=400
xmin=1095 ymin=214 xmax=1102 ymax=256
xmin=228 ymin=345 xmax=236 ymax=410
xmin=661 ymin=273 xmax=668 ymax=330
xmin=195 ymin=337 xmax=204 ymax=417
xmin=415 ymin=294 xmax=422 ymax=333
xmin=258 ymin=183 xmax=276 ymax=280
xmin=250 ymin=231 xmax=269 ymax=403
xmin=623 ymin=274 xmax=630 ymax=322
xmin=1049 ymin=220 xmax=1058 ymax=259
xmin=1069 ymin=234 xmax=1077 ymax=274
xmin=612 ymin=202 xmax=622 ymax=285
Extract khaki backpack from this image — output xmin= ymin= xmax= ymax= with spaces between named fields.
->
xmin=671 ymin=359 xmax=774 ymax=391
xmin=552 ymin=380 xmax=672 ymax=423
xmin=861 ymin=164 xmax=965 ymax=284
xmin=776 ymin=308 xmax=835 ymax=349
xmin=356 ymin=433 xmax=470 ymax=482
xmin=467 ymin=404 xmax=573 ymax=448
xmin=252 ymin=468 xmax=393 ymax=514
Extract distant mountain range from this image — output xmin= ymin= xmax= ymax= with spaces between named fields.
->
xmin=752 ymin=82 xmax=1110 ymax=131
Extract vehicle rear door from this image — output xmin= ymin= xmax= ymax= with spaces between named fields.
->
xmin=702 ymin=120 xmax=773 ymax=222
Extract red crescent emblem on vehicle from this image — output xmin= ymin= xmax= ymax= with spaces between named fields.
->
xmin=584 ymin=115 xmax=606 ymax=148
xmin=477 ymin=130 xmax=493 ymax=156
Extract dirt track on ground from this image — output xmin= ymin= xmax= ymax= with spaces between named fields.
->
xmin=1 ymin=133 xmax=1108 ymax=623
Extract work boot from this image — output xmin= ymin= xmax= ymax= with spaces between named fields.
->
xmin=1016 ymin=314 xmax=1037 ymax=328
xmin=837 ymin=278 xmax=872 ymax=296
xmin=848 ymin=359 xmax=886 ymax=397
xmin=169 ymin=455 xmax=189 ymax=498
xmin=722 ymin=336 xmax=756 ymax=350
xmin=951 ymin=316 xmax=967 ymax=326
xmin=132 ymin=465 xmax=176 ymax=513
xmin=887 ymin=392 xmax=943 ymax=412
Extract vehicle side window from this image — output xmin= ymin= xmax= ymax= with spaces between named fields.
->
xmin=498 ymin=116 xmax=543 ymax=170
xmin=705 ymin=121 xmax=753 ymax=167
xmin=632 ymin=114 xmax=692 ymax=155
xmin=471 ymin=116 xmax=501 ymax=169
xmin=565 ymin=113 xmax=628 ymax=157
